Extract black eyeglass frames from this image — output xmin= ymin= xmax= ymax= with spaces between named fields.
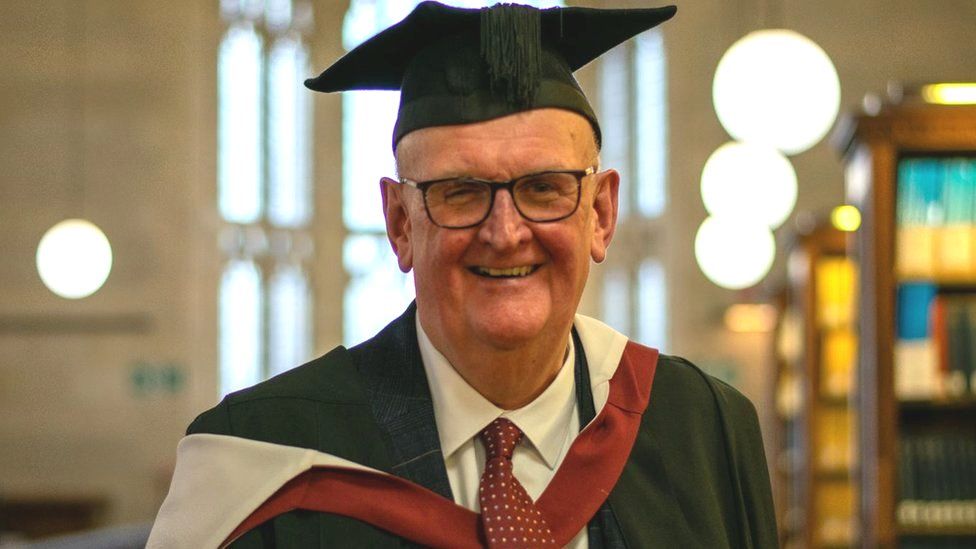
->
xmin=397 ymin=167 xmax=597 ymax=229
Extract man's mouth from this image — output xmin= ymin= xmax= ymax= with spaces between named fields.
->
xmin=469 ymin=265 xmax=539 ymax=278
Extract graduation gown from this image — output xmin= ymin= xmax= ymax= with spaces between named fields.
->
xmin=152 ymin=305 xmax=777 ymax=548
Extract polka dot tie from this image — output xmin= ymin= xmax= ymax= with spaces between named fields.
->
xmin=478 ymin=418 xmax=557 ymax=548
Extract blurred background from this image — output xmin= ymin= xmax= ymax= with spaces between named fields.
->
xmin=2 ymin=0 xmax=976 ymax=547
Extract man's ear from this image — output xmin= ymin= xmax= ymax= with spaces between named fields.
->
xmin=380 ymin=177 xmax=414 ymax=273
xmin=590 ymin=169 xmax=620 ymax=263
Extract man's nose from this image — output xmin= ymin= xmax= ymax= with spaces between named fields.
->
xmin=477 ymin=188 xmax=530 ymax=251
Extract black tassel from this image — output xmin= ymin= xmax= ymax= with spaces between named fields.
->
xmin=480 ymin=4 xmax=542 ymax=106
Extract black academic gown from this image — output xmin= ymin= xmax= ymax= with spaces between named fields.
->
xmin=188 ymin=305 xmax=778 ymax=548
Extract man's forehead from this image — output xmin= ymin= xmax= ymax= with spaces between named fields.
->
xmin=396 ymin=108 xmax=596 ymax=174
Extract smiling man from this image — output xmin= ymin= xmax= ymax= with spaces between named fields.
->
xmin=149 ymin=2 xmax=777 ymax=548
xmin=387 ymin=107 xmax=611 ymax=410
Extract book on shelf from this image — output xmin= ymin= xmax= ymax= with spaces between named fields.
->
xmin=895 ymin=282 xmax=941 ymax=399
xmin=897 ymin=433 xmax=976 ymax=531
xmin=815 ymin=481 xmax=856 ymax=546
xmin=901 ymin=536 xmax=976 ymax=548
xmin=896 ymin=157 xmax=976 ymax=281
xmin=936 ymin=294 xmax=976 ymax=397
xmin=816 ymin=407 xmax=854 ymax=471
xmin=894 ymin=282 xmax=976 ymax=400
xmin=821 ymin=327 xmax=858 ymax=398
xmin=815 ymin=256 xmax=858 ymax=330
xmin=939 ymin=160 xmax=976 ymax=278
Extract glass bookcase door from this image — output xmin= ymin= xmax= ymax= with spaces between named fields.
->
xmin=891 ymin=155 xmax=976 ymax=542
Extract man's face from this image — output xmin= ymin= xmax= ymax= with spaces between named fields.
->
xmin=383 ymin=108 xmax=618 ymax=352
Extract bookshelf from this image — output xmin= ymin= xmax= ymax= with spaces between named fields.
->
xmin=773 ymin=223 xmax=860 ymax=549
xmin=835 ymin=99 xmax=976 ymax=548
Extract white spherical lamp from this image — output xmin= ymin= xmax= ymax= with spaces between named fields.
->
xmin=701 ymin=141 xmax=798 ymax=229
xmin=36 ymin=219 xmax=113 ymax=299
xmin=695 ymin=216 xmax=776 ymax=290
xmin=713 ymin=29 xmax=840 ymax=155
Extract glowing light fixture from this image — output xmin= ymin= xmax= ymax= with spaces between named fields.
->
xmin=695 ymin=216 xmax=776 ymax=290
xmin=713 ymin=29 xmax=840 ymax=155
xmin=831 ymin=205 xmax=862 ymax=232
xmin=36 ymin=219 xmax=113 ymax=299
xmin=724 ymin=303 xmax=778 ymax=333
xmin=777 ymin=309 xmax=803 ymax=363
xmin=701 ymin=141 xmax=797 ymax=229
xmin=921 ymin=83 xmax=976 ymax=105
xmin=776 ymin=370 xmax=802 ymax=418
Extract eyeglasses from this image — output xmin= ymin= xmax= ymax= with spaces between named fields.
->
xmin=398 ymin=167 xmax=596 ymax=229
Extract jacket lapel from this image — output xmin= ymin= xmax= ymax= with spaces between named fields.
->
xmin=348 ymin=303 xmax=455 ymax=501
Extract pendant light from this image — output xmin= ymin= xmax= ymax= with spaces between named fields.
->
xmin=695 ymin=0 xmax=841 ymax=290
xmin=36 ymin=1 xmax=113 ymax=300
xmin=712 ymin=28 xmax=840 ymax=155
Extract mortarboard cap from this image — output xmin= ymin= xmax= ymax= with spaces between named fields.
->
xmin=305 ymin=1 xmax=677 ymax=149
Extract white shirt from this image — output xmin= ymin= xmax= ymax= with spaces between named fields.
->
xmin=417 ymin=317 xmax=588 ymax=548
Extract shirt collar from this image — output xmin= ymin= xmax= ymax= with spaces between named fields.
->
xmin=416 ymin=317 xmax=576 ymax=470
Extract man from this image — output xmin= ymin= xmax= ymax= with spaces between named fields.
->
xmin=149 ymin=2 xmax=777 ymax=547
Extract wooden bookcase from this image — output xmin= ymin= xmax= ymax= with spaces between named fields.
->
xmin=773 ymin=223 xmax=860 ymax=549
xmin=835 ymin=100 xmax=976 ymax=548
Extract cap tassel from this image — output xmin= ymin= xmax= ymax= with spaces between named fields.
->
xmin=480 ymin=4 xmax=542 ymax=106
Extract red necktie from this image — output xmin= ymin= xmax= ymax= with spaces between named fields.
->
xmin=478 ymin=418 xmax=557 ymax=548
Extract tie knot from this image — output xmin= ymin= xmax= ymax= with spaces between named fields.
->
xmin=479 ymin=418 xmax=523 ymax=460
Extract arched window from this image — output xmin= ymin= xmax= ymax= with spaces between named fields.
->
xmin=217 ymin=0 xmax=315 ymax=396
xmin=598 ymin=28 xmax=669 ymax=350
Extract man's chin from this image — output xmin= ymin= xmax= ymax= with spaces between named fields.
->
xmin=474 ymin=329 xmax=538 ymax=351
xmin=466 ymin=310 xmax=554 ymax=351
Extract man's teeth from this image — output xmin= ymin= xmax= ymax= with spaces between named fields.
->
xmin=476 ymin=266 xmax=535 ymax=277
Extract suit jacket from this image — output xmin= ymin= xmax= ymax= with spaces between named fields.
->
xmin=188 ymin=305 xmax=777 ymax=548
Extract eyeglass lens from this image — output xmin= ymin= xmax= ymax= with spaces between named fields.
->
xmin=424 ymin=172 xmax=581 ymax=228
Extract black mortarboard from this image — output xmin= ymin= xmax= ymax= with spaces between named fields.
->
xmin=305 ymin=1 xmax=677 ymax=149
